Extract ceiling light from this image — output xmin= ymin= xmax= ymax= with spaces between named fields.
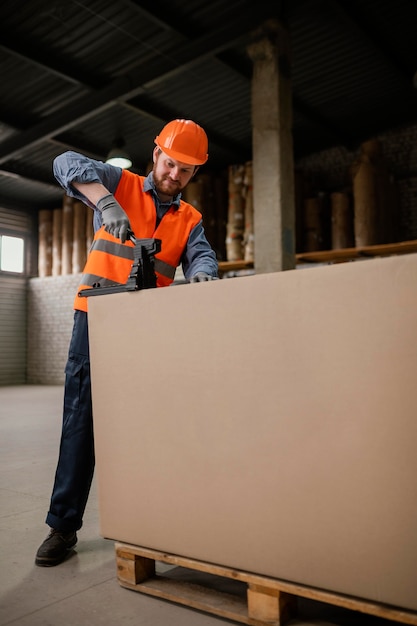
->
xmin=105 ymin=138 xmax=132 ymax=169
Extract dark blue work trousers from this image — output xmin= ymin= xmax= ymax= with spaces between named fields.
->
xmin=46 ymin=310 xmax=94 ymax=532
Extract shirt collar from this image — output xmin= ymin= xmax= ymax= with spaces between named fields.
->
xmin=144 ymin=171 xmax=182 ymax=210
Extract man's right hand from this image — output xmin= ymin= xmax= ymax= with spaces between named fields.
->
xmin=97 ymin=193 xmax=131 ymax=243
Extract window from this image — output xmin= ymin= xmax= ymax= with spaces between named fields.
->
xmin=0 ymin=235 xmax=25 ymax=273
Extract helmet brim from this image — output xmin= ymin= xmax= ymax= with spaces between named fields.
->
xmin=155 ymin=141 xmax=208 ymax=166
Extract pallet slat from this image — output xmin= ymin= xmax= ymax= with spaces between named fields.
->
xmin=115 ymin=543 xmax=417 ymax=626
xmin=124 ymin=576 xmax=252 ymax=624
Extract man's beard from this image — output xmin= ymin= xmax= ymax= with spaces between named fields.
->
xmin=153 ymin=172 xmax=182 ymax=197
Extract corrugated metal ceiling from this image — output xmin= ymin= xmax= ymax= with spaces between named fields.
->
xmin=0 ymin=0 xmax=417 ymax=212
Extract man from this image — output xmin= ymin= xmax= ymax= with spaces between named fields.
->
xmin=35 ymin=119 xmax=218 ymax=567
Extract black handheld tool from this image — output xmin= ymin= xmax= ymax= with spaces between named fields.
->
xmin=78 ymin=233 xmax=162 ymax=298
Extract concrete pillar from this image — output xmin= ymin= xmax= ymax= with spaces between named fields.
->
xmin=248 ymin=20 xmax=296 ymax=273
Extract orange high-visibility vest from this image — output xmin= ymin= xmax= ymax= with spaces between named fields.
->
xmin=74 ymin=170 xmax=202 ymax=311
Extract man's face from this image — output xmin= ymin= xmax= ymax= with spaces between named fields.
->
xmin=152 ymin=148 xmax=196 ymax=197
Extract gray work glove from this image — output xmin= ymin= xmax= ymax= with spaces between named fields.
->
xmin=96 ymin=193 xmax=131 ymax=243
xmin=189 ymin=272 xmax=218 ymax=282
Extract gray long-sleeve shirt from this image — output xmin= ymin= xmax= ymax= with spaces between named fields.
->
xmin=53 ymin=151 xmax=218 ymax=279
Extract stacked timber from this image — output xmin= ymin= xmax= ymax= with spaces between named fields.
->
xmin=351 ymin=139 xmax=399 ymax=246
xmin=182 ymin=173 xmax=218 ymax=254
xmin=303 ymin=197 xmax=323 ymax=252
xmin=213 ymin=171 xmax=228 ymax=261
xmin=226 ymin=164 xmax=245 ymax=261
xmin=183 ymin=177 xmax=205 ymax=215
xmin=295 ymin=138 xmax=400 ymax=253
xmin=242 ymin=161 xmax=254 ymax=262
xmin=38 ymin=196 xmax=91 ymax=277
xmin=294 ymin=170 xmax=312 ymax=253
xmin=86 ymin=208 xmax=94 ymax=252
xmin=52 ymin=208 xmax=63 ymax=276
xmin=330 ymin=192 xmax=354 ymax=250
xmin=72 ymin=201 xmax=87 ymax=273
xmin=61 ymin=195 xmax=74 ymax=275
xmin=38 ymin=209 xmax=53 ymax=277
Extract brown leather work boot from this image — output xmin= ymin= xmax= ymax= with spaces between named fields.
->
xmin=35 ymin=528 xmax=77 ymax=567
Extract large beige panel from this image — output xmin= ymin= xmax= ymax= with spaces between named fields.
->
xmin=88 ymin=254 xmax=417 ymax=611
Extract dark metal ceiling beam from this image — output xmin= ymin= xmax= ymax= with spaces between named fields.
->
xmin=0 ymin=163 xmax=58 ymax=189
xmin=0 ymin=37 xmax=105 ymax=89
xmin=0 ymin=190 xmax=58 ymax=211
xmin=0 ymin=0 xmax=194 ymax=138
xmin=0 ymin=105 xmax=37 ymax=131
xmin=0 ymin=11 xmax=263 ymax=164
xmin=292 ymin=95 xmax=353 ymax=149
xmin=215 ymin=50 xmax=253 ymax=80
xmin=123 ymin=97 xmax=249 ymax=159
xmin=0 ymin=192 xmax=37 ymax=211
xmin=330 ymin=0 xmax=415 ymax=83
xmin=121 ymin=0 xmax=199 ymax=38
xmin=0 ymin=0 xmax=205 ymax=106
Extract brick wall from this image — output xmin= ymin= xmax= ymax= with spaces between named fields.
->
xmin=27 ymin=274 xmax=81 ymax=384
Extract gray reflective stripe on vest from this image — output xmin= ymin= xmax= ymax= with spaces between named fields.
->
xmin=87 ymin=239 xmax=175 ymax=281
xmin=80 ymin=273 xmax=124 ymax=288
xmin=154 ymin=257 xmax=176 ymax=280
xmin=91 ymin=238 xmax=134 ymax=260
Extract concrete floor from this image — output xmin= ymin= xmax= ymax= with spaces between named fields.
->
xmin=0 ymin=385 xmax=407 ymax=626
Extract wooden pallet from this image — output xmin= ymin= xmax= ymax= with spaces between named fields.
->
xmin=115 ymin=542 xmax=417 ymax=626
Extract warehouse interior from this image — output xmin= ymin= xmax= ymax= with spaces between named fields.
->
xmin=1 ymin=0 xmax=417 ymax=624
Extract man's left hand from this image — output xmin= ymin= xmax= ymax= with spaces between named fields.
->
xmin=189 ymin=272 xmax=218 ymax=282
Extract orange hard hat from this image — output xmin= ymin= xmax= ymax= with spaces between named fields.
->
xmin=154 ymin=119 xmax=208 ymax=165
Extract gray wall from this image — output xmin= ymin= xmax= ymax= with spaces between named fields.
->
xmin=0 ymin=275 xmax=27 ymax=385
xmin=0 ymin=208 xmax=34 ymax=386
